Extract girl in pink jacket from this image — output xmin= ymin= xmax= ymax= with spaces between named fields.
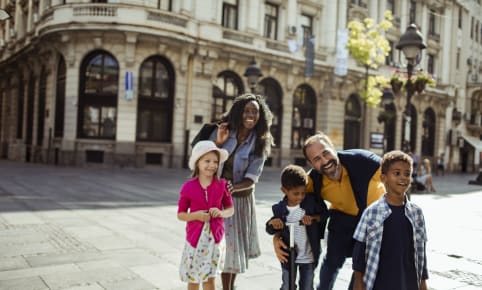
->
xmin=178 ymin=140 xmax=234 ymax=290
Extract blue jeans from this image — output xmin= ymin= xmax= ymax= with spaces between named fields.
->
xmin=317 ymin=214 xmax=356 ymax=290
xmin=281 ymin=263 xmax=315 ymax=290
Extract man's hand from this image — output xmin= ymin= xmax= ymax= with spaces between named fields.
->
xmin=301 ymin=215 xmax=313 ymax=225
xmin=273 ymin=235 xmax=289 ymax=263
xmin=419 ymin=279 xmax=427 ymax=290
xmin=268 ymin=218 xmax=284 ymax=230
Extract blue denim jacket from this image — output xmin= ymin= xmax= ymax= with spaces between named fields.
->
xmin=209 ymin=128 xmax=265 ymax=183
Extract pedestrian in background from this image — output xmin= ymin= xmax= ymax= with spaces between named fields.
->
xmin=436 ymin=153 xmax=445 ymax=176
xmin=416 ymin=158 xmax=436 ymax=193
xmin=266 ymin=164 xmax=325 ymax=290
xmin=177 ymin=141 xmax=234 ymax=290
xmin=352 ymin=150 xmax=428 ymax=290
xmin=273 ymin=132 xmax=385 ymax=290
xmin=209 ymin=93 xmax=274 ymax=290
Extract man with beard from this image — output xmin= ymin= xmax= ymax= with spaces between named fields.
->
xmin=273 ymin=132 xmax=385 ymax=290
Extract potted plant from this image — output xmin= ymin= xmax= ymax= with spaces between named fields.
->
xmin=414 ymin=71 xmax=436 ymax=93
xmin=390 ymin=73 xmax=404 ymax=94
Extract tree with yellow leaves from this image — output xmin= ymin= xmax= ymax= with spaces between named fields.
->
xmin=346 ymin=11 xmax=393 ymax=106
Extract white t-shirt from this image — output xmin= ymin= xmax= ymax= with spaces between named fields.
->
xmin=286 ymin=204 xmax=314 ymax=264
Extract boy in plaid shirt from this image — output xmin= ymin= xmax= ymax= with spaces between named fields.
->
xmin=352 ymin=150 xmax=428 ymax=290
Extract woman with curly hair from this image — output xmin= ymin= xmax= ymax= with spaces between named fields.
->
xmin=209 ymin=93 xmax=273 ymax=290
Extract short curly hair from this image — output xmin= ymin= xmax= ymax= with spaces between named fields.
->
xmin=281 ymin=164 xmax=307 ymax=189
xmin=381 ymin=150 xmax=413 ymax=174
xmin=223 ymin=93 xmax=274 ymax=157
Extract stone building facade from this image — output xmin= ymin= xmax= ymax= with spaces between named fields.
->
xmin=0 ymin=0 xmax=481 ymax=171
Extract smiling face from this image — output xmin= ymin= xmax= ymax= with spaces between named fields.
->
xmin=282 ymin=185 xmax=306 ymax=207
xmin=242 ymin=100 xmax=260 ymax=130
xmin=195 ymin=151 xmax=220 ymax=178
xmin=382 ymin=160 xmax=412 ymax=203
xmin=305 ymin=140 xmax=341 ymax=180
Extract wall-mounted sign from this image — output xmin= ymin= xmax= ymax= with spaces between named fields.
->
xmin=125 ymin=71 xmax=134 ymax=101
xmin=370 ymin=132 xmax=384 ymax=149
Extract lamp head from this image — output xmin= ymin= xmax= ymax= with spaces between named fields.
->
xmin=396 ymin=24 xmax=426 ymax=65
xmin=243 ymin=59 xmax=263 ymax=91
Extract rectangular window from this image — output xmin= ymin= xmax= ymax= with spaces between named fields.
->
xmin=158 ymin=0 xmax=172 ymax=10
xmin=16 ymin=82 xmax=24 ymax=139
xmin=409 ymin=0 xmax=416 ymax=24
xmin=456 ymin=49 xmax=460 ymax=70
xmin=264 ymin=2 xmax=278 ymax=40
xmin=385 ymin=41 xmax=394 ymax=66
xmin=300 ymin=14 xmax=313 ymax=47
xmin=428 ymin=10 xmax=436 ymax=35
xmin=222 ymin=0 xmax=238 ymax=29
xmin=458 ymin=6 xmax=462 ymax=29
xmin=427 ymin=54 xmax=435 ymax=75
xmin=387 ymin=0 xmax=395 ymax=14
xmin=471 ymin=17 xmax=474 ymax=39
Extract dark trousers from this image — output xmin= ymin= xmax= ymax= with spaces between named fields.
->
xmin=317 ymin=212 xmax=357 ymax=290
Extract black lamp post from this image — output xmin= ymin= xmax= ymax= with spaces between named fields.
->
xmin=243 ymin=58 xmax=263 ymax=93
xmin=396 ymin=24 xmax=426 ymax=152
xmin=0 ymin=9 xmax=11 ymax=21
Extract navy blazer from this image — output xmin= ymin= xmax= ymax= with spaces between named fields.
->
xmin=265 ymin=193 xmax=325 ymax=269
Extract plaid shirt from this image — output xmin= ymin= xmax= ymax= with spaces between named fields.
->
xmin=353 ymin=195 xmax=427 ymax=290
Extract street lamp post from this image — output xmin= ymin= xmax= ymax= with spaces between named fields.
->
xmin=396 ymin=24 xmax=426 ymax=152
xmin=243 ymin=58 xmax=263 ymax=93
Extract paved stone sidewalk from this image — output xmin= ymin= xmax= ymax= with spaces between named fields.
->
xmin=0 ymin=161 xmax=481 ymax=290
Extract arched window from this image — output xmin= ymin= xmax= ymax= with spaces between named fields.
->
xmin=291 ymin=84 xmax=316 ymax=149
xmin=401 ymin=104 xmax=417 ymax=152
xmin=384 ymin=103 xmax=397 ymax=152
xmin=37 ymin=67 xmax=47 ymax=146
xmin=344 ymin=94 xmax=362 ymax=149
xmin=137 ymin=56 xmax=174 ymax=142
xmin=212 ymin=71 xmax=244 ymax=121
xmin=16 ymin=74 xmax=24 ymax=139
xmin=78 ymin=50 xmax=119 ymax=139
xmin=259 ymin=77 xmax=282 ymax=148
xmin=54 ymin=56 xmax=66 ymax=138
xmin=421 ymin=108 xmax=436 ymax=157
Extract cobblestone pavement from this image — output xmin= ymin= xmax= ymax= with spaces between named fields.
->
xmin=0 ymin=161 xmax=481 ymax=290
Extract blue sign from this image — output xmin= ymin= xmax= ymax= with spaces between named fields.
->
xmin=125 ymin=71 xmax=134 ymax=101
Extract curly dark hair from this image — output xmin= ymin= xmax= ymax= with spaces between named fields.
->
xmin=223 ymin=93 xmax=274 ymax=157
xmin=381 ymin=150 xmax=413 ymax=174
xmin=281 ymin=164 xmax=307 ymax=189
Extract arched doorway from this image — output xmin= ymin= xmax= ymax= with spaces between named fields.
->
xmin=344 ymin=94 xmax=361 ymax=149
xmin=291 ymin=84 xmax=316 ymax=149
xmin=384 ymin=103 xmax=397 ymax=152
xmin=212 ymin=71 xmax=244 ymax=122
xmin=259 ymin=77 xmax=282 ymax=148
xmin=401 ymin=104 xmax=417 ymax=152
xmin=421 ymin=108 xmax=436 ymax=157
xmin=136 ymin=55 xmax=175 ymax=142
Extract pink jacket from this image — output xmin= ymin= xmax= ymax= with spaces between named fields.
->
xmin=177 ymin=177 xmax=233 ymax=247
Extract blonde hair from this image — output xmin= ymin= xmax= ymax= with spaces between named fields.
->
xmin=191 ymin=150 xmax=221 ymax=178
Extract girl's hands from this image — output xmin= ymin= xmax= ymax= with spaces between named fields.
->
xmin=209 ymin=207 xmax=223 ymax=218
xmin=193 ymin=210 xmax=210 ymax=222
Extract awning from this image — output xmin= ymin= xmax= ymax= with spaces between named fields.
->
xmin=462 ymin=135 xmax=482 ymax=152
xmin=462 ymin=135 xmax=482 ymax=166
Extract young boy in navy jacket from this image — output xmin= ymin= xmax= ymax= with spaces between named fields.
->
xmin=266 ymin=164 xmax=325 ymax=290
